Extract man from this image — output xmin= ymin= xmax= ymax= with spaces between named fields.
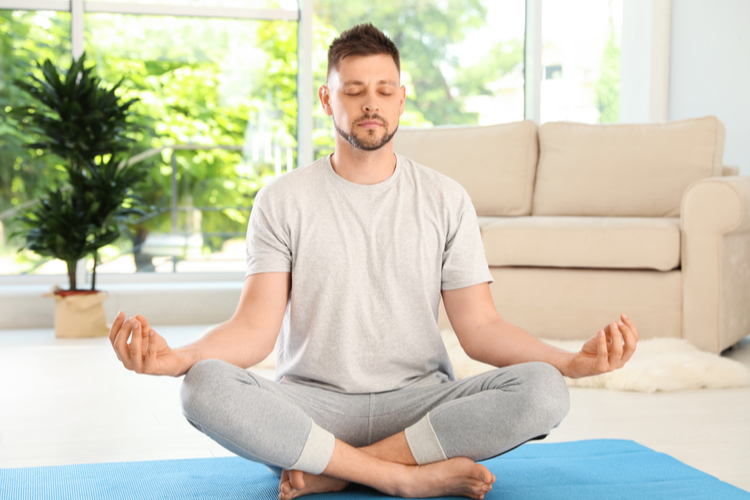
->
xmin=110 ymin=23 xmax=638 ymax=500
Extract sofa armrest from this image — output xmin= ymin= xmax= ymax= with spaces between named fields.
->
xmin=681 ymin=175 xmax=750 ymax=352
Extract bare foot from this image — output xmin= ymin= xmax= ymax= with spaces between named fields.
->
xmin=278 ymin=469 xmax=350 ymax=500
xmin=393 ymin=457 xmax=496 ymax=500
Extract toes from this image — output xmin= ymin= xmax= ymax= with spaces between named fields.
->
xmin=475 ymin=465 xmax=494 ymax=483
xmin=279 ymin=472 xmax=288 ymax=492
xmin=280 ymin=487 xmax=298 ymax=500
xmin=466 ymin=477 xmax=493 ymax=498
xmin=290 ymin=470 xmax=305 ymax=490
xmin=279 ymin=482 xmax=292 ymax=495
xmin=465 ymin=478 xmax=492 ymax=494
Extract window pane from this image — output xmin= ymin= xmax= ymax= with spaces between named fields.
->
xmin=81 ymin=14 xmax=297 ymax=275
xmin=541 ymin=0 xmax=623 ymax=123
xmin=0 ymin=10 xmax=71 ymax=276
xmin=312 ymin=0 xmax=526 ymax=159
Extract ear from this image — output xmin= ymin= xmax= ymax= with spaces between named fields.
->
xmin=319 ymin=85 xmax=333 ymax=116
xmin=399 ymin=85 xmax=406 ymax=117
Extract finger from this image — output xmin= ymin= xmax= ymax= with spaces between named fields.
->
xmin=595 ymin=330 xmax=609 ymax=373
xmin=114 ymin=319 xmax=134 ymax=369
xmin=135 ymin=314 xmax=154 ymax=335
xmin=602 ymin=324 xmax=613 ymax=352
xmin=135 ymin=314 xmax=154 ymax=353
xmin=143 ymin=327 xmax=158 ymax=374
xmin=108 ymin=311 xmax=125 ymax=347
xmin=618 ymin=321 xmax=637 ymax=365
xmin=608 ymin=322 xmax=624 ymax=368
xmin=622 ymin=314 xmax=639 ymax=342
xmin=130 ymin=318 xmax=144 ymax=373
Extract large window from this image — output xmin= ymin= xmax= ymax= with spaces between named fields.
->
xmin=0 ymin=2 xmax=299 ymax=277
xmin=0 ymin=0 xmax=626 ymax=283
xmin=85 ymin=14 xmax=297 ymax=274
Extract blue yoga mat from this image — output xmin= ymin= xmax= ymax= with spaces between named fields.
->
xmin=1 ymin=439 xmax=747 ymax=500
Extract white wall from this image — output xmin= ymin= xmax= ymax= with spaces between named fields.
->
xmin=620 ymin=0 xmax=671 ymax=123
xmin=669 ymin=0 xmax=750 ymax=175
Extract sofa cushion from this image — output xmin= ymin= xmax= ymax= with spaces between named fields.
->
xmin=488 ymin=267 xmax=682 ymax=340
xmin=532 ymin=116 xmax=725 ymax=217
xmin=478 ymin=216 xmax=681 ymax=271
xmin=393 ymin=120 xmax=538 ymax=216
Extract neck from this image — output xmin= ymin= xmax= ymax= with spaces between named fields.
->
xmin=330 ymin=140 xmax=397 ymax=185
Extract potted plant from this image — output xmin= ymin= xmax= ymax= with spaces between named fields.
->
xmin=11 ymin=53 xmax=147 ymax=337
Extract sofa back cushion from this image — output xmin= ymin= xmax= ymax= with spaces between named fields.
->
xmin=532 ymin=116 xmax=725 ymax=217
xmin=393 ymin=120 xmax=538 ymax=216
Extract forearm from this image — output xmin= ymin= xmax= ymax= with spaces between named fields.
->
xmin=173 ymin=319 xmax=274 ymax=375
xmin=461 ymin=317 xmax=576 ymax=377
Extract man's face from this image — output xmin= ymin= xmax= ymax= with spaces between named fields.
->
xmin=320 ymin=54 xmax=406 ymax=152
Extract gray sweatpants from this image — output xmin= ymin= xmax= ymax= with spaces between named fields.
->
xmin=180 ymin=360 xmax=570 ymax=476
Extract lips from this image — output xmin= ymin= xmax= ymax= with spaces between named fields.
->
xmin=357 ymin=120 xmax=383 ymax=128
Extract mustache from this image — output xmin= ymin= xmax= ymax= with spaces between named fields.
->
xmin=354 ymin=114 xmax=387 ymax=126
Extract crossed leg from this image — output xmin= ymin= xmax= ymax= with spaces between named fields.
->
xmin=181 ymin=360 xmax=568 ymax=500
xmin=278 ymin=433 xmax=496 ymax=500
xmin=279 ymin=431 xmax=418 ymax=499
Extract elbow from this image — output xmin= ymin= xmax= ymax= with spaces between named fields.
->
xmin=241 ymin=339 xmax=276 ymax=370
xmin=456 ymin=334 xmax=485 ymax=364
xmin=453 ymin=314 xmax=505 ymax=365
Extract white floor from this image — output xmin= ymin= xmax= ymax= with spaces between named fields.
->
xmin=0 ymin=326 xmax=748 ymax=492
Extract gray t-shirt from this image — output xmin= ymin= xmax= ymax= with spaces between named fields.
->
xmin=245 ymin=153 xmax=493 ymax=394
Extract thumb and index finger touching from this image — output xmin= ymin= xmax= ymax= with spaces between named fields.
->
xmin=109 ymin=311 xmax=167 ymax=369
xmin=594 ymin=313 xmax=639 ymax=373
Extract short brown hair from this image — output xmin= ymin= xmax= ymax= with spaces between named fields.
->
xmin=327 ymin=23 xmax=400 ymax=80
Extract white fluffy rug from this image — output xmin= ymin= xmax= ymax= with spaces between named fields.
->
xmin=441 ymin=329 xmax=750 ymax=393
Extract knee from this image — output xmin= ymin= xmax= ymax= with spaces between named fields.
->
xmin=518 ymin=362 xmax=570 ymax=427
xmin=180 ymin=359 xmax=257 ymax=424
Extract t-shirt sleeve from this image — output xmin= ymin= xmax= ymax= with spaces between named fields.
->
xmin=441 ymin=190 xmax=494 ymax=290
xmin=245 ymin=186 xmax=293 ymax=277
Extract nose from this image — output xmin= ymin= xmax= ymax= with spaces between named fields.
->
xmin=362 ymin=94 xmax=379 ymax=113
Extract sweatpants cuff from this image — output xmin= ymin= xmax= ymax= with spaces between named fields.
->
xmin=404 ymin=414 xmax=447 ymax=465
xmin=290 ymin=421 xmax=335 ymax=475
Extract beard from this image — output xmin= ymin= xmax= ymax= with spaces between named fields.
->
xmin=333 ymin=113 xmax=398 ymax=151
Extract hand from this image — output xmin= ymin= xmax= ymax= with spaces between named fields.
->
xmin=109 ymin=311 xmax=186 ymax=377
xmin=564 ymin=314 xmax=639 ymax=379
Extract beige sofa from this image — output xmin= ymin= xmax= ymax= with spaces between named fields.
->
xmin=394 ymin=116 xmax=750 ymax=353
